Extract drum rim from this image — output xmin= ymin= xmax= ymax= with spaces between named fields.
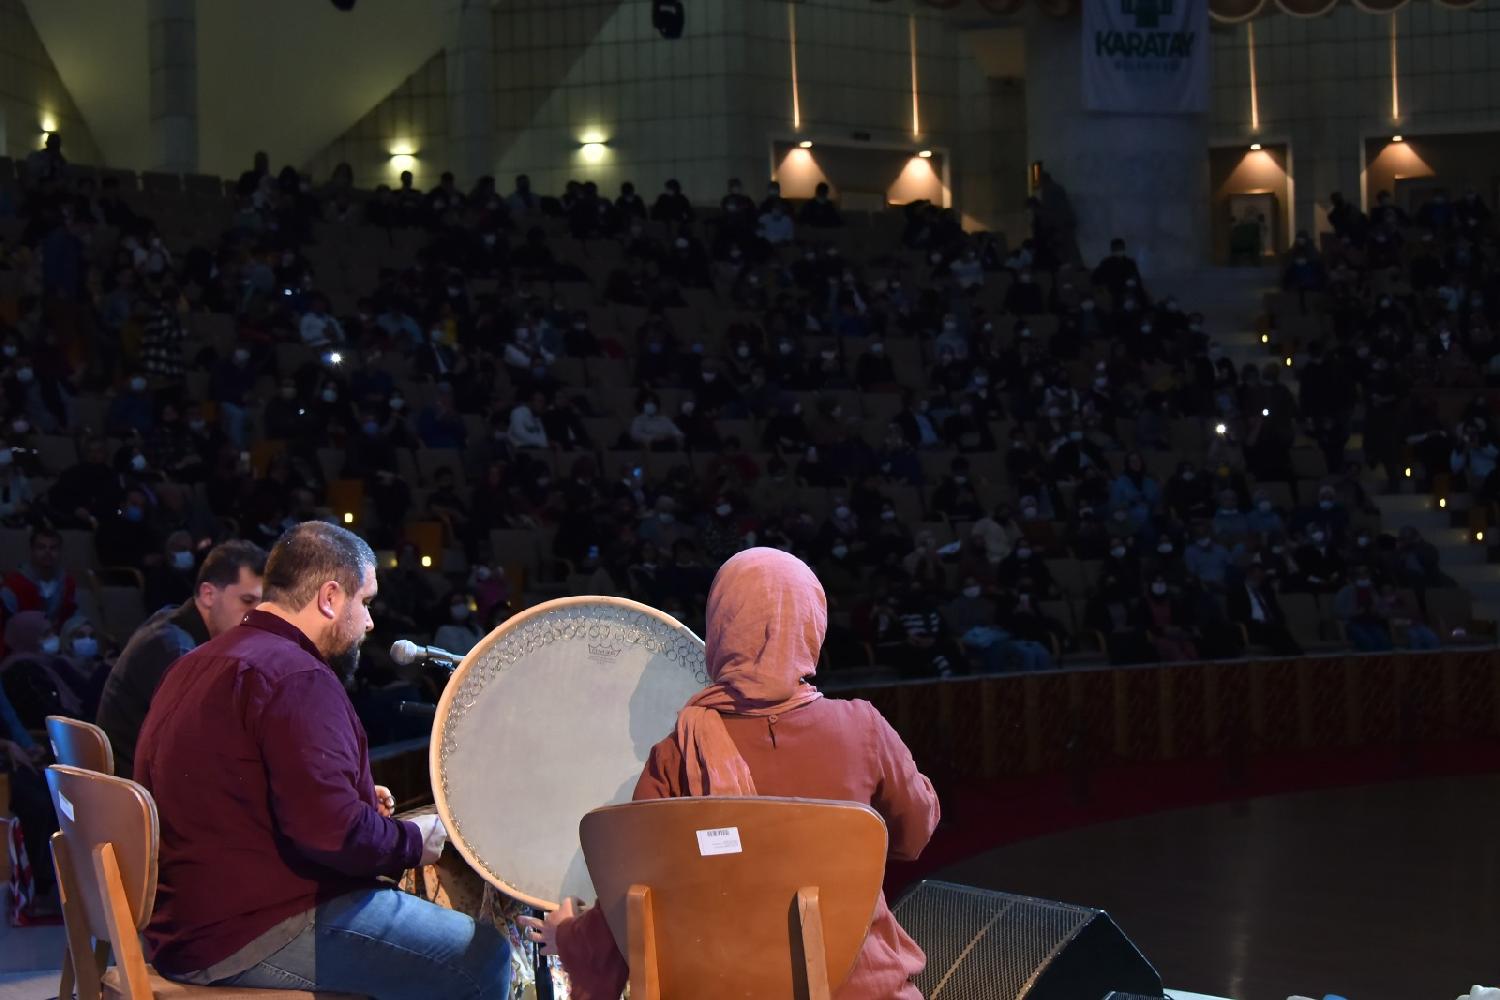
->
xmin=429 ymin=594 xmax=704 ymax=911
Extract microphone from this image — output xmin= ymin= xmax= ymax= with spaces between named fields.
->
xmin=389 ymin=639 xmax=462 ymax=668
xmin=397 ymin=701 xmax=437 ymax=718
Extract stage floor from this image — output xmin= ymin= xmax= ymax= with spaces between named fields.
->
xmin=936 ymin=774 xmax=1500 ymax=1000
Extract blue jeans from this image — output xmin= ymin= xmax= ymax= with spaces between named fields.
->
xmin=1406 ymin=624 xmax=1442 ymax=650
xmin=1348 ymin=622 xmax=1394 ymax=652
xmin=215 ymin=888 xmax=511 ymax=999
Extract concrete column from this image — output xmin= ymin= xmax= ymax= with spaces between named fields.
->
xmin=1024 ymin=10 xmax=1209 ymax=274
xmin=148 ymin=0 xmax=198 ymax=173
xmin=446 ymin=0 xmax=495 ymax=186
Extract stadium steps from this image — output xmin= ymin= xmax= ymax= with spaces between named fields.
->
xmin=1159 ymin=264 xmax=1278 ymax=372
xmin=1376 ymin=493 xmax=1500 ymax=622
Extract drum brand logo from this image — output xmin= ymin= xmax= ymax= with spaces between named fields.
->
xmin=587 ymin=643 xmax=621 ymax=663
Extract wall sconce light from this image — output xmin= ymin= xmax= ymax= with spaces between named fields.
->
xmin=1249 ymin=142 xmax=1262 ymax=151
xmin=389 ymin=142 xmax=417 ymax=172
xmin=798 ymin=140 xmax=814 ymax=149
xmin=579 ymin=133 xmax=609 ymax=164
xmin=1391 ymin=134 xmax=1404 ymax=143
xmin=917 ymin=149 xmax=933 ymax=159
xmin=40 ymin=112 xmax=58 ymax=134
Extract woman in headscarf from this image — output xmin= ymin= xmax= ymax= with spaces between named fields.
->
xmin=520 ymin=548 xmax=940 ymax=998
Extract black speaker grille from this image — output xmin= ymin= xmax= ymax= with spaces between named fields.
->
xmin=893 ymin=882 xmax=1093 ymax=1000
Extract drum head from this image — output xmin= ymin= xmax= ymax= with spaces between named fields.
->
xmin=431 ymin=596 xmax=707 ymax=910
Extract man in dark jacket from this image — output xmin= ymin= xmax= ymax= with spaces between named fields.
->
xmin=95 ymin=540 xmax=267 ymax=779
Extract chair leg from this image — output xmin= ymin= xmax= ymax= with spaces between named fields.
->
xmin=796 ymin=887 xmax=831 ymax=1000
xmin=58 ymin=945 xmax=73 ymax=1000
xmin=626 ymin=884 xmax=660 ymax=1000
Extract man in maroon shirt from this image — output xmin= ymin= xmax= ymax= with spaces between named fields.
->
xmin=135 ymin=522 xmax=511 ymax=997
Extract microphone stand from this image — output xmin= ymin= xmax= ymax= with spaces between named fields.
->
xmin=532 ymin=908 xmax=555 ymax=1000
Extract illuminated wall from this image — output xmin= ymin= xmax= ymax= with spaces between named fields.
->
xmin=0 ymin=0 xmax=102 ymax=164
xmin=1210 ymin=3 xmax=1500 ymax=235
xmin=305 ymin=52 xmax=449 ymax=191
xmin=301 ymin=0 xmax=991 ymax=225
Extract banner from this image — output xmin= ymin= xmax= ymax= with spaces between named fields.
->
xmin=1082 ymin=0 xmax=1209 ymax=114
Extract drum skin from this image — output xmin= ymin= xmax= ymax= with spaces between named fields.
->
xmin=430 ymin=596 xmax=707 ymax=910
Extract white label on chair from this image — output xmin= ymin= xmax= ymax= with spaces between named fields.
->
xmin=695 ymin=827 xmax=742 ymax=857
xmin=58 ymin=792 xmax=74 ymax=822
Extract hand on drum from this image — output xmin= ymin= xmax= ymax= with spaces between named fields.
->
xmin=412 ymin=812 xmax=449 ymax=866
xmin=517 ymin=897 xmax=587 ymax=956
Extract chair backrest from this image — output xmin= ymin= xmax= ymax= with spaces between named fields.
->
xmin=45 ymin=766 xmax=159 ymax=942
xmin=580 ymin=796 xmax=887 ymax=1000
xmin=45 ymin=717 xmax=115 ymax=776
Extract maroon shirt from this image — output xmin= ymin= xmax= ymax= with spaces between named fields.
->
xmin=135 ymin=610 xmax=422 ymax=975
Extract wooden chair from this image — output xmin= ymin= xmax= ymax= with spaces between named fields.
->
xmin=46 ymin=716 xmax=114 ymax=775
xmin=580 ymin=797 xmax=887 ymax=1000
xmin=44 ymin=765 xmax=357 ymax=999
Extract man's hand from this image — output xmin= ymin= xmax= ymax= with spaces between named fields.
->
xmin=412 ymin=813 xmax=448 ymax=866
xmin=517 ymin=897 xmax=587 ymax=956
xmin=374 ymin=784 xmax=396 ymax=818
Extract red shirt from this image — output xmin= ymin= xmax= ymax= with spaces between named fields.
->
xmin=557 ymin=697 xmax=940 ymax=999
xmin=135 ymin=610 xmax=422 ymax=975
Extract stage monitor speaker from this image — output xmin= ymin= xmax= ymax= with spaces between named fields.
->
xmin=891 ymin=880 xmax=1164 ymax=1000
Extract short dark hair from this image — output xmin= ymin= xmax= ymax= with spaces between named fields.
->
xmin=197 ymin=539 xmax=268 ymax=590
xmin=29 ymin=527 xmax=62 ymax=548
xmin=261 ymin=522 xmax=375 ymax=610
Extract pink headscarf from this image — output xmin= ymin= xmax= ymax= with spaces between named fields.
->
xmin=673 ymin=548 xmax=826 ymax=796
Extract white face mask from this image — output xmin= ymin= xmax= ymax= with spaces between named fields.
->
xmin=321 ymin=388 xmax=338 ymax=403
xmin=130 ymin=376 xmax=147 ymax=392
xmin=642 ymin=402 xmax=658 ymax=416
xmin=71 ymin=636 xmax=99 ymax=658
xmin=16 ymin=367 xmax=34 ymax=383
xmin=1016 ymin=547 xmax=1032 ymax=560
xmin=171 ymin=550 xmax=194 ymax=570
xmin=40 ymin=636 xmax=60 ymax=655
xmin=962 ymin=585 xmax=982 ymax=599
xmin=834 ymin=506 xmax=851 ymax=520
xmin=131 ymin=453 xmax=148 ymax=472
xmin=450 ymin=604 xmax=470 ymax=622
xmin=0 ymin=449 xmax=11 ymax=467
xmin=1157 ymin=543 xmax=1173 ymax=554
xmin=1110 ymin=545 xmax=1126 ymax=558
xmin=832 ymin=545 xmax=849 ymax=559
xmin=1151 ymin=582 xmax=1168 ymax=596
xmin=715 ymin=503 xmax=732 ymax=517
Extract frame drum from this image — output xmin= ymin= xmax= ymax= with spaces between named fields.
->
xmin=430 ymin=596 xmax=708 ymax=910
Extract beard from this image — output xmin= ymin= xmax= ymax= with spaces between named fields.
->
xmin=327 ymin=640 xmax=363 ymax=687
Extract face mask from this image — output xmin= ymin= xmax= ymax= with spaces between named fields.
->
xmin=736 ymin=345 xmax=750 ymax=359
xmin=642 ymin=402 xmax=658 ymax=416
xmin=832 ymin=544 xmax=849 ymax=559
xmin=233 ymin=348 xmax=251 ymax=364
xmin=702 ymin=372 xmax=717 ymax=384
xmin=1021 ymin=508 xmax=1038 ymax=521
xmin=1069 ymin=430 xmax=1083 ymax=442
xmin=71 ymin=636 xmax=99 ymax=658
xmin=130 ymin=453 xmax=148 ymax=472
xmin=1197 ymin=537 xmax=1212 ymax=548
xmin=963 ymin=585 xmax=982 ymax=599
xmin=1357 ymin=536 xmax=1370 ymax=548
xmin=389 ymin=396 xmax=405 ymax=412
xmin=172 ymin=550 xmax=195 ymax=570
xmin=40 ymin=636 xmax=60 ymax=655
xmin=1258 ymin=500 xmax=1272 ymax=513
xmin=124 ymin=504 xmax=145 ymax=523
xmin=1016 ymin=547 xmax=1032 ymax=560
xmin=882 ymin=510 xmax=897 ymax=522
xmin=1182 ymin=471 xmax=1195 ymax=482
xmin=16 ymin=367 xmax=34 ymax=383
xmin=362 ymin=420 xmax=380 ymax=437
xmin=1157 ymin=543 xmax=1173 ymax=554
xmin=1356 ymin=579 xmax=1372 ymax=589
xmin=450 ymin=604 xmax=470 ymax=622
xmin=1111 ymin=545 xmax=1128 ymax=559
xmin=1319 ymin=499 xmax=1334 ymax=510
xmin=834 ymin=505 xmax=851 ymax=520
xmin=281 ymin=386 xmax=297 ymax=400
xmin=1151 ymin=582 xmax=1168 ymax=596
xmin=658 ymin=512 xmax=674 ymax=524
xmin=0 ymin=449 xmax=11 ymax=467
xmin=715 ymin=504 xmax=732 ymax=517
xmin=130 ymin=376 xmax=147 ymax=392
xmin=0 ymin=344 xmax=15 ymax=358
xmin=1311 ymin=531 xmax=1326 ymax=544
xmin=321 ymin=388 xmax=338 ymax=403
